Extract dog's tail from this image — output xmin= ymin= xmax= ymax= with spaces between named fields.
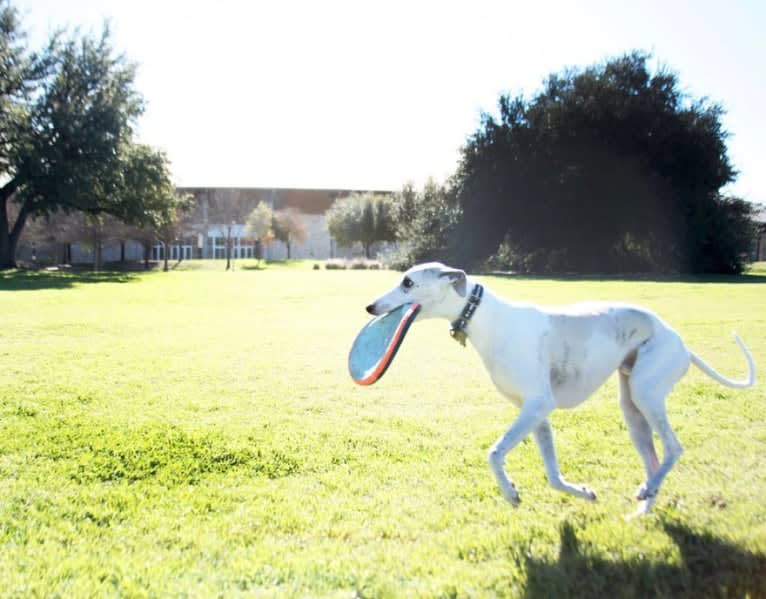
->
xmin=689 ymin=332 xmax=756 ymax=389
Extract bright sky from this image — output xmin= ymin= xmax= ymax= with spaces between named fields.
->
xmin=16 ymin=0 xmax=766 ymax=201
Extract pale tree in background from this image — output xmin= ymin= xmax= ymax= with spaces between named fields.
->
xmin=272 ymin=207 xmax=306 ymax=260
xmin=245 ymin=202 xmax=274 ymax=267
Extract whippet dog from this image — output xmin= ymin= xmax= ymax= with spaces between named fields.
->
xmin=366 ymin=262 xmax=756 ymax=515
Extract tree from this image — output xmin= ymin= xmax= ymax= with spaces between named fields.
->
xmin=67 ymin=213 xmax=125 ymax=271
xmin=271 ymin=207 xmax=306 ymax=259
xmin=0 ymin=5 xmax=178 ymax=268
xmin=245 ymin=202 xmax=274 ymax=265
xmin=113 ymin=144 xmax=183 ymax=229
xmin=388 ymin=179 xmax=460 ymax=269
xmin=0 ymin=1 xmax=51 ymax=267
xmin=688 ymin=195 xmax=757 ymax=274
xmin=451 ymin=51 xmax=752 ymax=273
xmin=18 ymin=147 xmax=190 ymax=271
xmin=326 ymin=193 xmax=394 ymax=259
xmin=18 ymin=208 xmax=77 ymax=265
xmin=152 ymin=192 xmax=194 ymax=272
xmin=125 ymin=223 xmax=157 ymax=270
xmin=205 ymin=190 xmax=260 ymax=270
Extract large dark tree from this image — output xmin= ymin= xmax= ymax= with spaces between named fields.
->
xmin=451 ymin=51 xmax=753 ymax=274
xmin=0 ymin=1 xmax=176 ymax=268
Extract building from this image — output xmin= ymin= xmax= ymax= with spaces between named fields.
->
xmin=18 ymin=186 xmax=391 ymax=265
xmin=166 ymin=187 xmax=382 ymax=262
xmin=754 ymin=205 xmax=766 ymax=262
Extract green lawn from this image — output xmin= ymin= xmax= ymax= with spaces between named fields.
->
xmin=1 ymin=262 xmax=764 ymax=598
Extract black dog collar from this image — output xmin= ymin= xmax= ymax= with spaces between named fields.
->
xmin=450 ymin=283 xmax=484 ymax=346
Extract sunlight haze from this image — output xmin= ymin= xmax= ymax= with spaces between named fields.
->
xmin=17 ymin=0 xmax=766 ymax=201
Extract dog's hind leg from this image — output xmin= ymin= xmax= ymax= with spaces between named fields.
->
xmin=619 ymin=371 xmax=661 ymax=516
xmin=488 ymin=393 xmax=555 ymax=507
xmin=627 ymin=336 xmax=690 ymax=515
xmin=533 ymin=419 xmax=597 ymax=501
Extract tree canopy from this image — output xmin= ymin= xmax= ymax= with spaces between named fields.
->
xmin=271 ymin=207 xmax=306 ymax=259
xmin=0 ymin=1 xmax=179 ymax=268
xmin=445 ymin=51 xmax=755 ymax=274
xmin=388 ymin=179 xmax=460 ymax=270
xmin=326 ymin=192 xmax=395 ymax=259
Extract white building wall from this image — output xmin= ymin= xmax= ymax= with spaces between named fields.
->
xmin=71 ymin=240 xmax=145 ymax=263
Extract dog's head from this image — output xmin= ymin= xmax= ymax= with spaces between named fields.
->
xmin=366 ymin=262 xmax=467 ymax=319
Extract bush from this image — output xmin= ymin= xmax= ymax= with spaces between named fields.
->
xmin=350 ymin=259 xmax=381 ymax=270
xmin=324 ymin=259 xmax=383 ymax=270
xmin=325 ymin=260 xmax=346 ymax=270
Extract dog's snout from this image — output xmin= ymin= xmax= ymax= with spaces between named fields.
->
xmin=366 ymin=303 xmax=376 ymax=315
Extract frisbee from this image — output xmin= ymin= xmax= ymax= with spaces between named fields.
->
xmin=348 ymin=303 xmax=421 ymax=385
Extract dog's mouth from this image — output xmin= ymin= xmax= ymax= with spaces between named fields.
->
xmin=366 ymin=302 xmax=389 ymax=316
xmin=365 ymin=301 xmax=410 ymax=317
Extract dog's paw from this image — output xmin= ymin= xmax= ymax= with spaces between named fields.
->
xmin=500 ymin=482 xmax=521 ymax=507
xmin=635 ymin=483 xmax=657 ymax=501
xmin=559 ymin=480 xmax=597 ymax=502
xmin=626 ymin=498 xmax=655 ymax=520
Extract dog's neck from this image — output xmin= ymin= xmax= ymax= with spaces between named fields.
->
xmin=449 ymin=283 xmax=484 ymax=346
xmin=434 ymin=277 xmax=491 ymax=345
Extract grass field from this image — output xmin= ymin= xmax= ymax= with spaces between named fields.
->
xmin=1 ymin=261 xmax=765 ymax=598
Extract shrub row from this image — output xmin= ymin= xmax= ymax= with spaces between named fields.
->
xmin=318 ymin=259 xmax=383 ymax=270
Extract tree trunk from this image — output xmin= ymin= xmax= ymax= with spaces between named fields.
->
xmin=287 ymin=240 xmax=291 ymax=260
xmin=163 ymin=243 xmax=169 ymax=272
xmin=143 ymin=242 xmax=150 ymax=270
xmin=93 ymin=241 xmax=102 ymax=272
xmin=0 ymin=179 xmax=23 ymax=269
xmin=0 ymin=199 xmax=12 ymax=269
xmin=120 ymin=240 xmax=126 ymax=263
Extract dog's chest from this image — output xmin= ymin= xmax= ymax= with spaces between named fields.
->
xmin=476 ymin=343 xmax=548 ymax=403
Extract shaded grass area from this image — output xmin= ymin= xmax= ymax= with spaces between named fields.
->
xmin=2 ymin=417 xmax=298 ymax=485
xmin=0 ymin=264 xmax=764 ymax=597
xmin=0 ymin=269 xmax=138 ymax=291
xmin=524 ymin=521 xmax=766 ymax=598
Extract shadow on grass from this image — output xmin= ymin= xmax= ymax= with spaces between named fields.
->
xmin=0 ymin=269 xmax=139 ymax=291
xmin=523 ymin=521 xmax=766 ymax=599
xmin=238 ymin=259 xmax=314 ymax=271
xmin=238 ymin=263 xmax=266 ymax=271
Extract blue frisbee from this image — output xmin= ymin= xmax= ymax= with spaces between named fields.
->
xmin=348 ymin=303 xmax=421 ymax=385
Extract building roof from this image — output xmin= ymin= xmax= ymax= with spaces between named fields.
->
xmin=177 ymin=186 xmax=392 ymax=216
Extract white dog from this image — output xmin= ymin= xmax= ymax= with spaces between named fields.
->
xmin=366 ymin=262 xmax=756 ymax=515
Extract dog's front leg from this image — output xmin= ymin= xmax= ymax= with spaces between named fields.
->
xmin=488 ymin=393 xmax=555 ymax=506
xmin=533 ymin=419 xmax=597 ymax=502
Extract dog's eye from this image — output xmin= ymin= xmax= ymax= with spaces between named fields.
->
xmin=402 ymin=277 xmax=414 ymax=290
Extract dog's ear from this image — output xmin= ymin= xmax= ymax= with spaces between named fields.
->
xmin=439 ymin=267 xmax=467 ymax=297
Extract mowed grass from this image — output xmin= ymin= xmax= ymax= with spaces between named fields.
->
xmin=1 ymin=262 xmax=765 ymax=598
